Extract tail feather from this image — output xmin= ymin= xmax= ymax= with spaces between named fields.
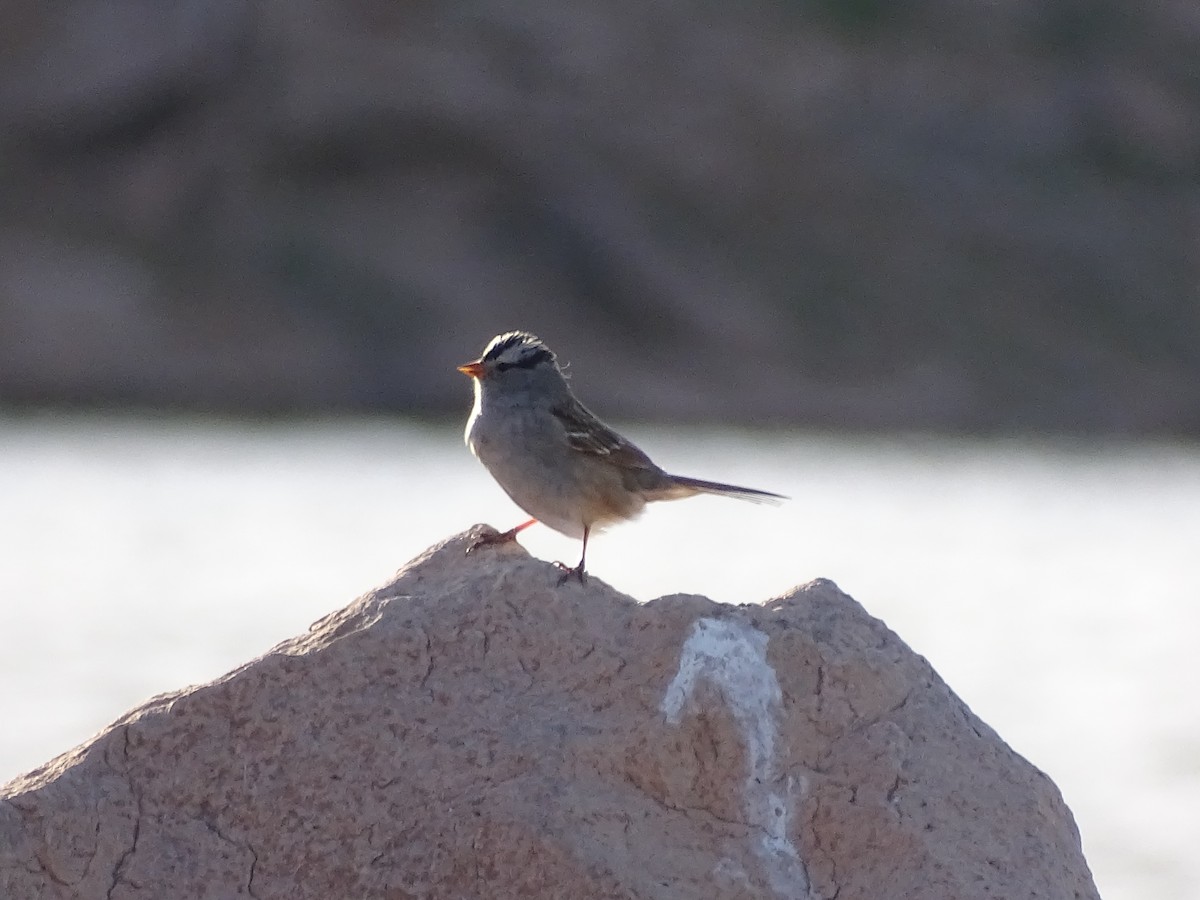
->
xmin=662 ymin=474 xmax=787 ymax=504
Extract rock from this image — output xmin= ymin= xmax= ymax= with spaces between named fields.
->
xmin=0 ymin=528 xmax=1099 ymax=899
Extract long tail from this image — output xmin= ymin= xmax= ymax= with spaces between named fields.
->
xmin=662 ymin=474 xmax=787 ymax=504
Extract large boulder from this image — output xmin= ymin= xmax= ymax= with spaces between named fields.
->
xmin=0 ymin=528 xmax=1099 ymax=899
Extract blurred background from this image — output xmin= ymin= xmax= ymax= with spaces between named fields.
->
xmin=2 ymin=1 xmax=1198 ymax=898
xmin=3 ymin=0 xmax=1199 ymax=428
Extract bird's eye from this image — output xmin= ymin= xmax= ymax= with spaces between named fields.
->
xmin=491 ymin=347 xmax=551 ymax=373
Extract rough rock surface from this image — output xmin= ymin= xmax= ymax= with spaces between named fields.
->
xmin=0 ymin=528 xmax=1099 ymax=899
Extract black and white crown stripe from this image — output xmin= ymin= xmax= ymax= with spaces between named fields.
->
xmin=482 ymin=331 xmax=556 ymax=372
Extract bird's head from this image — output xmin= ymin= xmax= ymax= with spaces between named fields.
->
xmin=458 ymin=331 xmax=560 ymax=383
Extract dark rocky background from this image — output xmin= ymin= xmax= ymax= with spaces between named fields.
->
xmin=1 ymin=0 xmax=1197 ymax=433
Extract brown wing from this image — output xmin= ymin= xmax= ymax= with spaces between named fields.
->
xmin=551 ymin=398 xmax=658 ymax=472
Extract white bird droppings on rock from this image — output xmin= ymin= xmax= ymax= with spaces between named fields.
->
xmin=662 ymin=616 xmax=810 ymax=898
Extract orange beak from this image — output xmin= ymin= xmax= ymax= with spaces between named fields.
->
xmin=457 ymin=360 xmax=485 ymax=378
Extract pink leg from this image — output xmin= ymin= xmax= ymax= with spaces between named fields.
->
xmin=467 ymin=519 xmax=537 ymax=554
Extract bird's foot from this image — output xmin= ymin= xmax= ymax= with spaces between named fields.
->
xmin=554 ymin=561 xmax=587 ymax=586
xmin=467 ymin=524 xmax=528 ymax=555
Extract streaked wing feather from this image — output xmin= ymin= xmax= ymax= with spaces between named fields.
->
xmin=552 ymin=400 xmax=656 ymax=470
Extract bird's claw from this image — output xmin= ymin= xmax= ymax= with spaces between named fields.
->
xmin=466 ymin=528 xmax=520 ymax=555
xmin=554 ymin=561 xmax=587 ymax=586
xmin=467 ymin=519 xmax=538 ymax=556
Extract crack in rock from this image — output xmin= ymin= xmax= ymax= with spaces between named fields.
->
xmin=106 ymin=731 xmax=142 ymax=900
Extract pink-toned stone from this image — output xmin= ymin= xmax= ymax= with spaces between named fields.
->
xmin=0 ymin=528 xmax=1099 ymax=899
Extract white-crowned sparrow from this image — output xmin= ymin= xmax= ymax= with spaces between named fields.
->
xmin=458 ymin=331 xmax=785 ymax=583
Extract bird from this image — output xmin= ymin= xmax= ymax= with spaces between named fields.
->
xmin=457 ymin=331 xmax=785 ymax=584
